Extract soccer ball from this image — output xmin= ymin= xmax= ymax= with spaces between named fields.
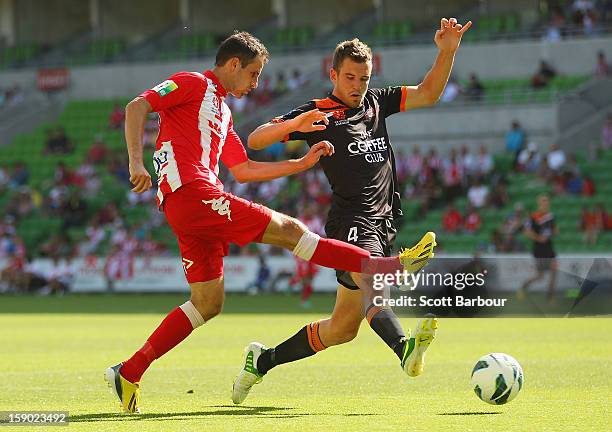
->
xmin=471 ymin=353 xmax=524 ymax=405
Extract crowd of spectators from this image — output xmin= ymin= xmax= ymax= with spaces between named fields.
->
xmin=3 ymin=85 xmax=612 ymax=292
xmin=543 ymin=0 xmax=612 ymax=40
xmin=225 ymin=69 xmax=307 ymax=115
xmin=0 ymin=104 xmax=169 ymax=293
xmin=581 ymin=203 xmax=612 ymax=244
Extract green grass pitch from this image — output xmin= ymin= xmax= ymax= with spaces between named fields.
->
xmin=0 ymin=294 xmax=610 ymax=431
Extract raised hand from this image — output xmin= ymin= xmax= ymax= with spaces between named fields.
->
xmin=290 ymin=109 xmax=329 ymax=133
xmin=434 ymin=17 xmax=472 ymax=52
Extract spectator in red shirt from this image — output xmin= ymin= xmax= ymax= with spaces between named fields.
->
xmin=442 ymin=148 xmax=463 ymax=201
xmin=464 ymin=206 xmax=481 ymax=233
xmin=442 ymin=203 xmax=463 ymax=233
xmin=109 ymin=103 xmax=126 ymax=129
xmin=582 ymin=174 xmax=596 ymax=196
xmin=88 ymin=135 xmax=110 ymax=165
xmin=54 ymin=162 xmax=75 ymax=186
xmin=595 ymin=203 xmax=612 ymax=231
xmin=581 ymin=205 xmax=603 ymax=245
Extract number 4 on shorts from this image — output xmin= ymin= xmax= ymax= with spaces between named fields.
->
xmin=348 ymin=226 xmax=358 ymax=242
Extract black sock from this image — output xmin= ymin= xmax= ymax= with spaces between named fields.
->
xmin=367 ymin=306 xmax=406 ymax=360
xmin=257 ymin=325 xmax=317 ymax=375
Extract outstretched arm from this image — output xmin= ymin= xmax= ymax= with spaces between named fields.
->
xmin=248 ymin=109 xmax=329 ymax=150
xmin=403 ymin=18 xmax=472 ymax=110
xmin=125 ymin=96 xmax=153 ymax=193
xmin=230 ymin=141 xmax=334 ymax=183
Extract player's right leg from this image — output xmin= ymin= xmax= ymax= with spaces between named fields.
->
xmin=260 ymin=211 xmax=433 ymax=277
xmin=232 ymin=285 xmax=363 ymax=404
xmin=547 ymin=258 xmax=558 ymax=302
xmin=353 ymin=272 xmax=438 ymax=377
xmin=518 ymin=260 xmax=544 ymax=300
xmin=105 ymin=276 xmax=224 ymax=413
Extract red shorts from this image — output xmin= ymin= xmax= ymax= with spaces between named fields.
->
xmin=163 ymin=181 xmax=273 ymax=283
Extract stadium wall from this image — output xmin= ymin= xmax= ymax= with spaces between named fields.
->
xmin=1 ymin=255 xmax=606 ymax=293
xmin=13 ymin=0 xmax=90 ymax=44
xmin=1 ymin=36 xmax=610 ymax=99
xmin=187 ymin=0 xmax=274 ymax=33
xmin=286 ymin=0 xmax=372 ymax=30
xmin=386 ymin=103 xmax=557 ymax=153
xmin=98 ymin=0 xmax=180 ymax=41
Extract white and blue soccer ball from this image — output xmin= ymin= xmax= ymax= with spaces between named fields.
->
xmin=471 ymin=353 xmax=524 ymax=405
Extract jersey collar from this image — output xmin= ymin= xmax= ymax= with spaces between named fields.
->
xmin=328 ymin=92 xmax=362 ymax=109
xmin=204 ymin=70 xmax=228 ymax=97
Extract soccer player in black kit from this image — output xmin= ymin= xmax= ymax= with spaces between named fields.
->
xmin=519 ymin=194 xmax=559 ymax=302
xmin=231 ymin=18 xmax=472 ymax=403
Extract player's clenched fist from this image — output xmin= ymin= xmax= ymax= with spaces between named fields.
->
xmin=129 ymin=164 xmax=152 ymax=193
xmin=301 ymin=140 xmax=335 ymax=168
xmin=290 ymin=108 xmax=329 ymax=133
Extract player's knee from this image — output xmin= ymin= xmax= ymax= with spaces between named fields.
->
xmin=279 ymin=216 xmax=308 ymax=248
xmin=190 ymin=296 xmax=224 ymax=321
xmin=328 ymin=320 xmax=360 ymax=345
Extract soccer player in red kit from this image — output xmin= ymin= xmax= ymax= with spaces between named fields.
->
xmin=105 ymin=31 xmax=434 ymax=414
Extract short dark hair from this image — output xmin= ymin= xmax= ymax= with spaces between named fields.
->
xmin=332 ymin=38 xmax=372 ymax=71
xmin=215 ymin=31 xmax=269 ymax=67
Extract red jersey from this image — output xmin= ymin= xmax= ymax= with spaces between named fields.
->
xmin=141 ymin=70 xmax=248 ymax=208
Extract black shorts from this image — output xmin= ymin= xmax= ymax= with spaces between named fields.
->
xmin=533 ymin=244 xmax=556 ymax=272
xmin=534 ymin=257 xmax=557 ymax=272
xmin=325 ymin=215 xmax=397 ymax=290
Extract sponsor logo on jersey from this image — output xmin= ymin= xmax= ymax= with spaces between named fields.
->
xmin=202 ymin=197 xmax=232 ymax=221
xmin=152 ymin=80 xmax=178 ymax=96
xmin=331 ymin=109 xmax=346 ymax=120
xmin=153 ymin=150 xmax=169 ymax=176
xmin=347 ymin=136 xmax=388 ymax=163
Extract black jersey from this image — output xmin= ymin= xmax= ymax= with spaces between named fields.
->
xmin=273 ymin=87 xmax=408 ymax=220
xmin=525 ymin=211 xmax=557 ymax=258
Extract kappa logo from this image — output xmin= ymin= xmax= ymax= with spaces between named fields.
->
xmin=181 ymin=257 xmax=194 ymax=274
xmin=202 ymin=197 xmax=232 ymax=221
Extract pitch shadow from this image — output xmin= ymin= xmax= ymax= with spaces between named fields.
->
xmin=70 ymin=406 xmax=297 ymax=423
xmin=438 ymin=412 xmax=502 ymax=416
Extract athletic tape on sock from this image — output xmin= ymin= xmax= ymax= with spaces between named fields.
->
xmin=293 ymin=231 xmax=320 ymax=261
xmin=179 ymin=301 xmax=206 ymax=329
xmin=306 ymin=321 xmax=327 ymax=352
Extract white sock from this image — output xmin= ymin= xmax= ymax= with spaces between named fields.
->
xmin=179 ymin=301 xmax=206 ymax=329
xmin=292 ymin=231 xmax=320 ymax=261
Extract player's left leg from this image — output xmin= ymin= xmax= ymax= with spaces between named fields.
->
xmin=547 ymin=258 xmax=558 ymax=302
xmin=105 ymin=277 xmax=223 ymax=413
xmin=518 ymin=259 xmax=545 ymax=300
xmin=232 ymin=284 xmax=363 ymax=404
